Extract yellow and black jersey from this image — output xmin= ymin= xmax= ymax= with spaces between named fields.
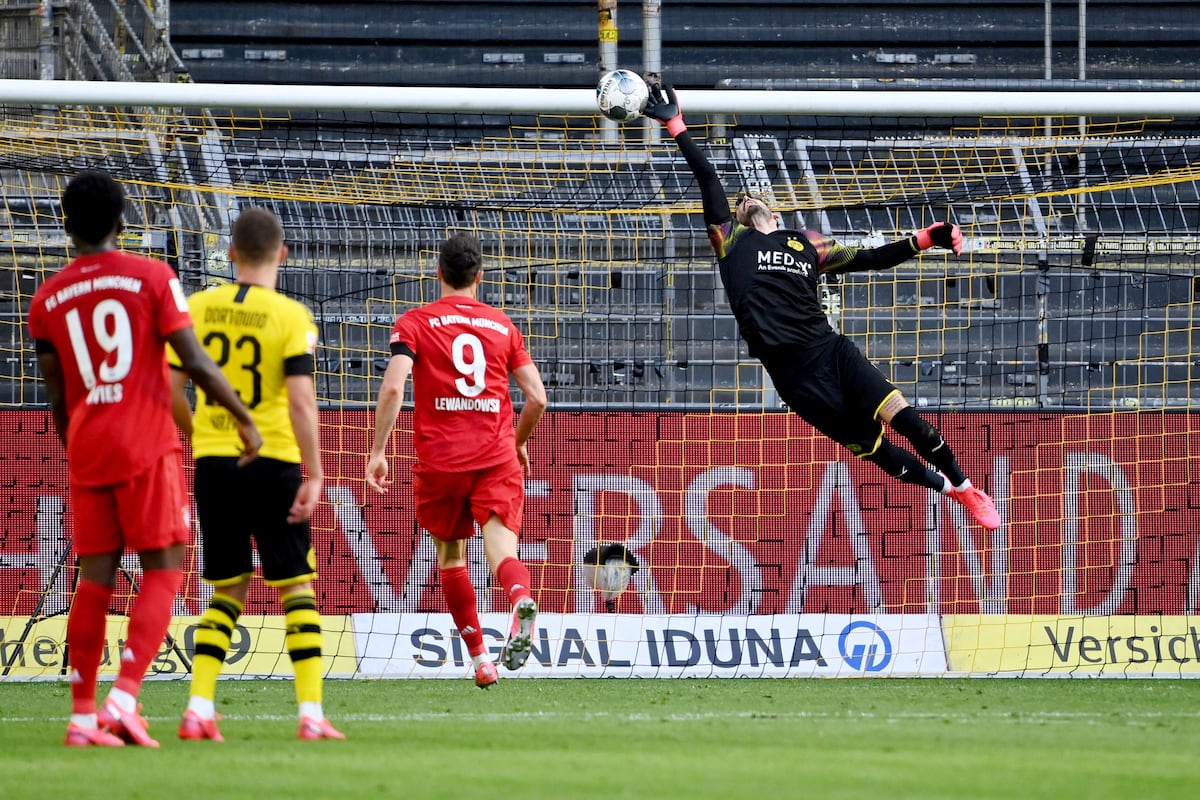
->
xmin=170 ymin=282 xmax=318 ymax=462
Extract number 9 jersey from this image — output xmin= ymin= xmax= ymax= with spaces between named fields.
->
xmin=389 ymin=295 xmax=533 ymax=472
xmin=27 ymin=250 xmax=193 ymax=486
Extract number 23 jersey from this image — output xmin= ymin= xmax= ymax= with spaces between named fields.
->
xmin=180 ymin=282 xmax=319 ymax=462
xmin=390 ymin=295 xmax=533 ymax=472
xmin=27 ymin=250 xmax=193 ymax=486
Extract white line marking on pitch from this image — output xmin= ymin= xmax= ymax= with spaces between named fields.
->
xmin=4 ymin=709 xmax=1200 ymax=724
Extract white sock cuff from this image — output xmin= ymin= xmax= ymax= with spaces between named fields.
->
xmin=106 ymin=687 xmax=137 ymax=713
xmin=187 ymin=696 xmax=216 ymax=720
xmin=299 ymin=701 xmax=324 ymax=721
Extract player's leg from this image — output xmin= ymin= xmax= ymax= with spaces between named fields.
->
xmin=253 ymin=458 xmax=343 ymax=740
xmin=876 ymin=391 xmax=964 ymax=485
xmin=95 ymin=542 xmax=183 ymax=749
xmin=181 ymin=578 xmax=246 ymax=743
xmin=98 ymin=452 xmax=190 ymax=748
xmin=414 ymin=462 xmax=496 ymax=687
xmin=63 ymin=487 xmax=125 ymax=746
xmin=473 ymin=460 xmax=537 ymax=672
xmin=433 ymin=536 xmax=497 ymax=688
xmin=862 ymin=436 xmax=947 ymax=490
xmin=767 ymin=346 xmax=948 ymax=494
xmin=483 ymin=515 xmax=538 ymax=671
xmin=276 ymin=581 xmax=344 ymax=740
xmin=848 ymin=390 xmax=946 ymax=492
xmin=828 ymin=339 xmax=1000 ymax=530
xmin=878 ymin=393 xmax=1000 ymax=530
xmin=181 ymin=456 xmax=251 ymax=741
xmin=179 ymin=584 xmax=243 ymax=742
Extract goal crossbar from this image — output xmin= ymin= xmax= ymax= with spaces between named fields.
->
xmin=1 ymin=78 xmax=1199 ymax=116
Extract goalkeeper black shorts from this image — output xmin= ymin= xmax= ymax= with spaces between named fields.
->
xmin=762 ymin=335 xmax=899 ymax=457
xmin=193 ymin=456 xmax=316 ymax=587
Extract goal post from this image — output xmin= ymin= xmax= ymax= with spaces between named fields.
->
xmin=0 ymin=79 xmax=1197 ymax=679
xmin=3 ymin=77 xmax=1200 ymax=115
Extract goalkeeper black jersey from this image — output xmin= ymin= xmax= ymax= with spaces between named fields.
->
xmin=672 ymin=128 xmax=919 ymax=361
xmin=712 ymin=223 xmax=842 ymax=357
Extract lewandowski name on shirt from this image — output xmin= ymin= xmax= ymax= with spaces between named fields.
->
xmin=434 ymin=396 xmax=502 ymax=413
xmin=428 ymin=314 xmax=510 ymax=335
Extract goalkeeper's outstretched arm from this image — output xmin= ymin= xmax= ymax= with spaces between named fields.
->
xmin=815 ymin=222 xmax=964 ymax=275
xmin=644 ymin=80 xmax=732 ymax=229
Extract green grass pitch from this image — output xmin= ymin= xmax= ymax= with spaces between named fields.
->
xmin=2 ymin=678 xmax=1197 ymax=799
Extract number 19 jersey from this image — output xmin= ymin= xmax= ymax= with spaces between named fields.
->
xmin=27 ymin=250 xmax=194 ymax=487
xmin=390 ymin=295 xmax=533 ymax=472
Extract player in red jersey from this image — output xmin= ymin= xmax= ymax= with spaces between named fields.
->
xmin=27 ymin=171 xmax=262 ymax=747
xmin=366 ymin=233 xmax=547 ymax=686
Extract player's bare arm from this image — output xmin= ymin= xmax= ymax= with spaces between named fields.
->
xmin=167 ymin=326 xmax=263 ymax=464
xmin=286 ymin=373 xmax=323 ymax=523
xmin=511 ymin=362 xmax=548 ymax=473
xmin=33 ymin=347 xmax=69 ymax=445
xmin=168 ymin=368 xmax=194 ymax=437
xmin=366 ymin=353 xmax=413 ymax=493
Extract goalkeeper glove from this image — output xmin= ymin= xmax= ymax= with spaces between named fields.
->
xmin=914 ymin=222 xmax=962 ymax=255
xmin=644 ymin=80 xmax=687 ymax=137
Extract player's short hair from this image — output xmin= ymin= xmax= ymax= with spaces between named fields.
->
xmin=231 ymin=207 xmax=284 ymax=264
xmin=438 ymin=233 xmax=483 ymax=289
xmin=62 ymin=170 xmax=124 ymax=245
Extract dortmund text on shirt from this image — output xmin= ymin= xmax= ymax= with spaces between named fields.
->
xmin=203 ymin=306 xmax=268 ymax=328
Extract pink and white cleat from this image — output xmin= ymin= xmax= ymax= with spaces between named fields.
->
xmin=98 ymin=699 xmax=159 ymax=748
xmin=65 ymin=723 xmax=125 ymax=747
xmin=178 ymin=710 xmax=224 ymax=742
xmin=499 ymin=597 xmax=538 ymax=671
xmin=298 ymin=716 xmax=346 ymax=741
xmin=474 ymin=661 xmax=499 ymax=689
xmin=949 ymin=484 xmax=1002 ymax=531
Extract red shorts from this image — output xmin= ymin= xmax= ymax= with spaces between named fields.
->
xmin=412 ymin=458 xmax=525 ymax=541
xmin=70 ymin=450 xmax=191 ymax=556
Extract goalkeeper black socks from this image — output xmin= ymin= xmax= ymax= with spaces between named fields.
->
xmin=889 ymin=406 xmax=968 ymax=487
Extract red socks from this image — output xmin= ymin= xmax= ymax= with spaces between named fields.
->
xmin=495 ymin=557 xmax=533 ymax=607
xmin=67 ymin=579 xmax=113 ymax=714
xmin=439 ymin=566 xmax=485 ymax=657
xmin=113 ymin=568 xmax=183 ymax=698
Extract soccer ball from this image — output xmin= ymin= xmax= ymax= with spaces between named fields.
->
xmin=581 ymin=544 xmax=641 ymax=607
xmin=595 ymin=69 xmax=649 ymax=123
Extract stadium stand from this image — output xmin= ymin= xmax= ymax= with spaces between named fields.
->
xmin=166 ymin=0 xmax=1200 ymax=87
xmin=0 ymin=1 xmax=1196 ymax=412
xmin=1 ymin=0 xmax=182 ymax=81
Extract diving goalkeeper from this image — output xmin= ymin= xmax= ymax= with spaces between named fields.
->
xmin=643 ymin=79 xmax=1000 ymax=531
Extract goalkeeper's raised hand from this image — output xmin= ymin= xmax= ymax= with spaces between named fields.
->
xmin=645 ymin=79 xmax=687 ymax=137
xmin=914 ymin=222 xmax=963 ymax=256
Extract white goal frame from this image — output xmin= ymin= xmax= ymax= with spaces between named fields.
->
xmin=1 ymin=77 xmax=1199 ymax=116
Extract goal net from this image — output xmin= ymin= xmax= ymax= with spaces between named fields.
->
xmin=0 ymin=81 xmax=1197 ymax=679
